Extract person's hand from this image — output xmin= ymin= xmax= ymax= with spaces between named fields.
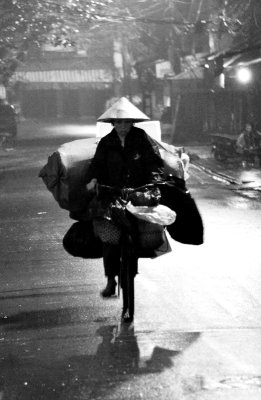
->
xmin=86 ymin=178 xmax=97 ymax=192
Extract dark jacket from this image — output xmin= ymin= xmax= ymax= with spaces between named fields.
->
xmin=85 ymin=126 xmax=164 ymax=188
xmin=244 ymin=131 xmax=261 ymax=149
xmin=237 ymin=129 xmax=261 ymax=150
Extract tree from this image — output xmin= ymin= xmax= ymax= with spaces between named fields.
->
xmin=2 ymin=0 xmax=261 ymax=87
xmin=0 ymin=0 xmax=112 ymax=85
xmin=206 ymin=0 xmax=261 ymax=57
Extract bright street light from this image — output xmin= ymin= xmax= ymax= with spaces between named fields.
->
xmin=236 ymin=67 xmax=252 ymax=84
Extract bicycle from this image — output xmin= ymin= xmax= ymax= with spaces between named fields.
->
xmin=94 ymin=182 xmax=166 ymax=323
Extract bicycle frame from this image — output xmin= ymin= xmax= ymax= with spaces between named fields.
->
xmin=120 ymin=231 xmax=135 ymax=322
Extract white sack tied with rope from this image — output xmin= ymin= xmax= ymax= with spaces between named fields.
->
xmin=126 ymin=203 xmax=176 ymax=226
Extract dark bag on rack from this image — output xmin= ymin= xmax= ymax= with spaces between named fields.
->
xmin=63 ymin=221 xmax=103 ymax=259
xmin=160 ymin=178 xmax=204 ymax=245
xmin=137 ymin=228 xmax=172 ymax=258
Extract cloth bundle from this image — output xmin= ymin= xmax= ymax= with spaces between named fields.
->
xmin=63 ymin=220 xmax=102 ymax=259
xmin=39 ymin=137 xmax=98 ymax=220
xmin=39 ymin=136 xmax=203 ymax=247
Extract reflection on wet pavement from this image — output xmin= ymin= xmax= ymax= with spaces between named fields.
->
xmin=0 ymin=323 xmax=201 ymax=400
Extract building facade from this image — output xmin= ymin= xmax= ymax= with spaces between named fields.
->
xmin=11 ymin=50 xmax=114 ymax=120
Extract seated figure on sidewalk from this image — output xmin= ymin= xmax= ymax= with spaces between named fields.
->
xmin=236 ymin=122 xmax=261 ymax=167
xmin=0 ymin=98 xmax=17 ymax=149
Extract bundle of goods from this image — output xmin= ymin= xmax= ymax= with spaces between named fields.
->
xmin=39 ymin=135 xmax=203 ymax=248
xmin=39 ymin=136 xmax=185 ymax=220
xmin=63 ymin=220 xmax=102 ymax=259
xmin=39 ymin=137 xmax=98 ymax=220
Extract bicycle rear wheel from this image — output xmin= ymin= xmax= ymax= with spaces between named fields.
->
xmin=120 ymin=233 xmax=136 ymax=323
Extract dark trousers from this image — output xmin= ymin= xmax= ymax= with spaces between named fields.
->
xmin=243 ymin=149 xmax=261 ymax=164
xmin=102 ymin=242 xmax=138 ymax=278
xmin=103 ymin=243 xmax=121 ymax=277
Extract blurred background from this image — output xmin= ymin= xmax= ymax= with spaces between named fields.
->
xmin=1 ymin=0 xmax=261 ymax=142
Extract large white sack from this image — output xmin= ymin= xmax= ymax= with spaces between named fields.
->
xmin=156 ymin=140 xmax=186 ymax=179
xmin=39 ymin=138 xmax=98 ymax=217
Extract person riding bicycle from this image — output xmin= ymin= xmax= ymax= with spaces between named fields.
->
xmin=85 ymin=97 xmax=164 ymax=297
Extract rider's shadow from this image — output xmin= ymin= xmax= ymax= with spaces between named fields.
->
xmin=66 ymin=324 xmax=201 ymax=398
xmin=95 ymin=324 xmax=141 ymax=370
xmin=0 ymin=324 xmax=201 ymax=399
xmin=95 ymin=324 xmax=183 ymax=373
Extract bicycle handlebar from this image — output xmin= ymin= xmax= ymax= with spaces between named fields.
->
xmin=96 ymin=182 xmax=165 ymax=199
xmin=97 ymin=181 xmax=165 ymax=192
xmin=95 ymin=176 xmax=189 ymax=198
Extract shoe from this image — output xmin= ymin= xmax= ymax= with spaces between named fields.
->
xmin=121 ymin=308 xmax=133 ymax=323
xmin=101 ymin=278 xmax=116 ymax=298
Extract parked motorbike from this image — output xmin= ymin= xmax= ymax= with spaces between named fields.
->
xmin=211 ymin=133 xmax=261 ymax=167
xmin=210 ymin=133 xmax=240 ymax=162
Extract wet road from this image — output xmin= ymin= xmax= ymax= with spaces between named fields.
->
xmin=0 ymin=122 xmax=261 ymax=399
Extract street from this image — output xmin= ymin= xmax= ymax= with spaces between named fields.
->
xmin=0 ymin=121 xmax=261 ymax=400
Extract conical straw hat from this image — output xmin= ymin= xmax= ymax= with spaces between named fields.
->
xmin=97 ymin=97 xmax=150 ymax=122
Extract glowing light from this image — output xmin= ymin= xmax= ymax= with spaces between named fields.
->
xmin=236 ymin=67 xmax=252 ymax=84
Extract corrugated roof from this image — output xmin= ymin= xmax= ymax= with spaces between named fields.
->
xmin=12 ymin=69 xmax=113 ymax=83
xmin=16 ymin=56 xmax=111 ymax=71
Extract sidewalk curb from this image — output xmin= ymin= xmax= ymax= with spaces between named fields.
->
xmin=191 ymin=161 xmax=243 ymax=185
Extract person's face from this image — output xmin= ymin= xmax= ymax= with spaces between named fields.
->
xmin=245 ymin=124 xmax=252 ymax=133
xmin=113 ymin=119 xmax=133 ymax=137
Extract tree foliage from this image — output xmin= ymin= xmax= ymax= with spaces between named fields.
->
xmin=221 ymin=0 xmax=261 ymax=53
xmin=86 ymin=0 xmax=261 ymax=72
xmin=1 ymin=0 xmax=261 ymax=85
xmin=0 ymin=0 xmax=112 ymax=84
xmin=205 ymin=0 xmax=261 ymax=56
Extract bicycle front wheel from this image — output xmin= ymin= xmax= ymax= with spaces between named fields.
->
xmin=120 ymin=234 xmax=136 ymax=323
